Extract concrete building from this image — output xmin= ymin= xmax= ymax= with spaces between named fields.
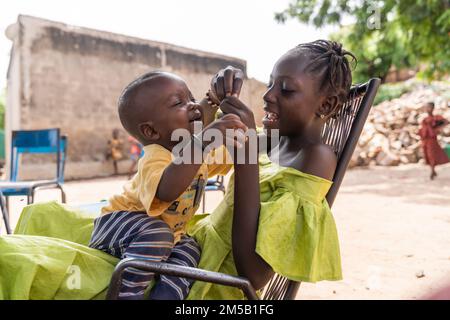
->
xmin=5 ymin=15 xmax=266 ymax=180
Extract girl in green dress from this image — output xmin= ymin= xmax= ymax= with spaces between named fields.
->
xmin=187 ymin=40 xmax=356 ymax=299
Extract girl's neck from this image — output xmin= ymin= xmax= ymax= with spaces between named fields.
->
xmin=281 ymin=124 xmax=323 ymax=152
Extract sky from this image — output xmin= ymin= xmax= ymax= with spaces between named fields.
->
xmin=0 ymin=0 xmax=339 ymax=89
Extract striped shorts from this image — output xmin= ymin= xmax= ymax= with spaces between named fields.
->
xmin=89 ymin=210 xmax=201 ymax=300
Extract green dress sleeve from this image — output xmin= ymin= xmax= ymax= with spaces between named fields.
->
xmin=255 ymin=167 xmax=342 ymax=283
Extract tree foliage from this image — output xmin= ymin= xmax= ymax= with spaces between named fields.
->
xmin=275 ymin=0 xmax=450 ymax=83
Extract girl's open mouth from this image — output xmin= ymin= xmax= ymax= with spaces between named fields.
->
xmin=262 ymin=111 xmax=279 ymax=125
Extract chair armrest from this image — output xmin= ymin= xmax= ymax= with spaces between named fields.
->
xmin=30 ymin=179 xmax=59 ymax=189
xmin=107 ymin=258 xmax=259 ymax=300
xmin=0 ymin=180 xmax=58 ymax=190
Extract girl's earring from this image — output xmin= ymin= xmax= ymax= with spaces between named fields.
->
xmin=319 ymin=114 xmax=325 ymax=119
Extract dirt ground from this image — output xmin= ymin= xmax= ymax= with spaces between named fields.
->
xmin=2 ymin=163 xmax=450 ymax=300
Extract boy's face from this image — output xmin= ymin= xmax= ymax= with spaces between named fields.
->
xmin=135 ymin=73 xmax=202 ymax=148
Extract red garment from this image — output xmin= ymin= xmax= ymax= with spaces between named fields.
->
xmin=128 ymin=136 xmax=143 ymax=156
xmin=418 ymin=115 xmax=449 ymax=166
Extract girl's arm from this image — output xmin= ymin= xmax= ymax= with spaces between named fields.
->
xmin=219 ymin=97 xmax=274 ymax=290
xmin=210 ymin=68 xmax=274 ymax=288
xmin=233 ymin=157 xmax=274 ymax=290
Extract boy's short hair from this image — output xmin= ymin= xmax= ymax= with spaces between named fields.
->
xmin=117 ymin=71 xmax=166 ymax=142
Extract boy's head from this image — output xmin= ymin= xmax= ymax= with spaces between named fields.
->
xmin=112 ymin=128 xmax=120 ymax=139
xmin=118 ymin=71 xmax=202 ymax=150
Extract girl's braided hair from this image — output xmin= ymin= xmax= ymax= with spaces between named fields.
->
xmin=293 ymin=40 xmax=357 ymax=116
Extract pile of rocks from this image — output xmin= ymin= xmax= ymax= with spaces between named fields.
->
xmin=350 ymin=80 xmax=450 ymax=167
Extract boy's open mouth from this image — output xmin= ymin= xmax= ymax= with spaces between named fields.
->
xmin=189 ymin=109 xmax=202 ymax=122
xmin=188 ymin=109 xmax=203 ymax=133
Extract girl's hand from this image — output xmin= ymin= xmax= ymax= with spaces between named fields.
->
xmin=219 ymin=96 xmax=256 ymax=130
xmin=210 ymin=66 xmax=245 ymax=102
xmin=203 ymin=113 xmax=248 ymax=149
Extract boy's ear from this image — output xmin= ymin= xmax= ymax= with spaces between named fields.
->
xmin=318 ymin=95 xmax=339 ymax=119
xmin=139 ymin=122 xmax=160 ymax=141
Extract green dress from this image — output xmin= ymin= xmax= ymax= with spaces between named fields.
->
xmin=0 ymin=202 xmax=118 ymax=299
xmin=186 ymin=154 xmax=342 ymax=299
xmin=0 ymin=155 xmax=341 ymax=300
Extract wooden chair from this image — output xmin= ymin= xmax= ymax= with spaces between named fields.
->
xmin=106 ymin=78 xmax=381 ymax=300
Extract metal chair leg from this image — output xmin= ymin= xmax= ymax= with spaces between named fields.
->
xmin=202 ymin=192 xmax=206 ymax=212
xmin=0 ymin=195 xmax=12 ymax=234
xmin=57 ymin=184 xmax=66 ymax=203
xmin=62 ymin=189 xmax=66 ymax=203
xmin=27 ymin=191 xmax=33 ymax=204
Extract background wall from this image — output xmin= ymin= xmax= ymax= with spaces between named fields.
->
xmin=6 ymin=15 xmax=267 ymax=179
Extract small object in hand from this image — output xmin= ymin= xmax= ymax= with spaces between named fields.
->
xmin=216 ymin=110 xmax=224 ymax=119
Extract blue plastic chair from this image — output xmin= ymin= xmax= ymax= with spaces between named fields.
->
xmin=0 ymin=129 xmax=67 ymax=208
xmin=202 ymin=175 xmax=225 ymax=212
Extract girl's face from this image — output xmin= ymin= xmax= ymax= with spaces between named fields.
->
xmin=263 ymin=52 xmax=325 ymax=136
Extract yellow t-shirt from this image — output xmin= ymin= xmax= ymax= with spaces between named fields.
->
xmin=102 ymin=144 xmax=232 ymax=243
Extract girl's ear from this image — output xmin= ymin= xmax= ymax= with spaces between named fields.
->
xmin=139 ymin=122 xmax=160 ymax=141
xmin=317 ymin=95 xmax=339 ymax=120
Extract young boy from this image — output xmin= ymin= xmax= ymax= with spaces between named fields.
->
xmin=106 ymin=128 xmax=123 ymax=175
xmin=89 ymin=71 xmax=246 ymax=299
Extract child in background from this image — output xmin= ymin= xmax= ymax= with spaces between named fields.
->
xmin=106 ymin=129 xmax=123 ymax=175
xmin=89 ymin=71 xmax=246 ymax=299
xmin=418 ymin=102 xmax=449 ymax=180
xmin=127 ymin=135 xmax=143 ymax=179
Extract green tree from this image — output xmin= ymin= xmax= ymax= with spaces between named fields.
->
xmin=275 ymin=0 xmax=450 ymax=82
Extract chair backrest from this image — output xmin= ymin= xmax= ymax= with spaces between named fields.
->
xmin=262 ymin=78 xmax=381 ymax=300
xmin=10 ymin=128 xmax=61 ymax=182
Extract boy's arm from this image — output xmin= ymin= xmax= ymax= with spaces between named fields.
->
xmin=198 ymin=96 xmax=219 ymax=127
xmin=156 ymin=114 xmax=247 ymax=203
xmin=155 ymin=139 xmax=203 ymax=203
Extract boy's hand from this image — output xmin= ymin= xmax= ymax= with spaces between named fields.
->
xmin=210 ymin=66 xmax=245 ymax=102
xmin=219 ymin=96 xmax=256 ymax=130
xmin=203 ymin=114 xmax=248 ymax=149
xmin=198 ymin=96 xmax=218 ymax=127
